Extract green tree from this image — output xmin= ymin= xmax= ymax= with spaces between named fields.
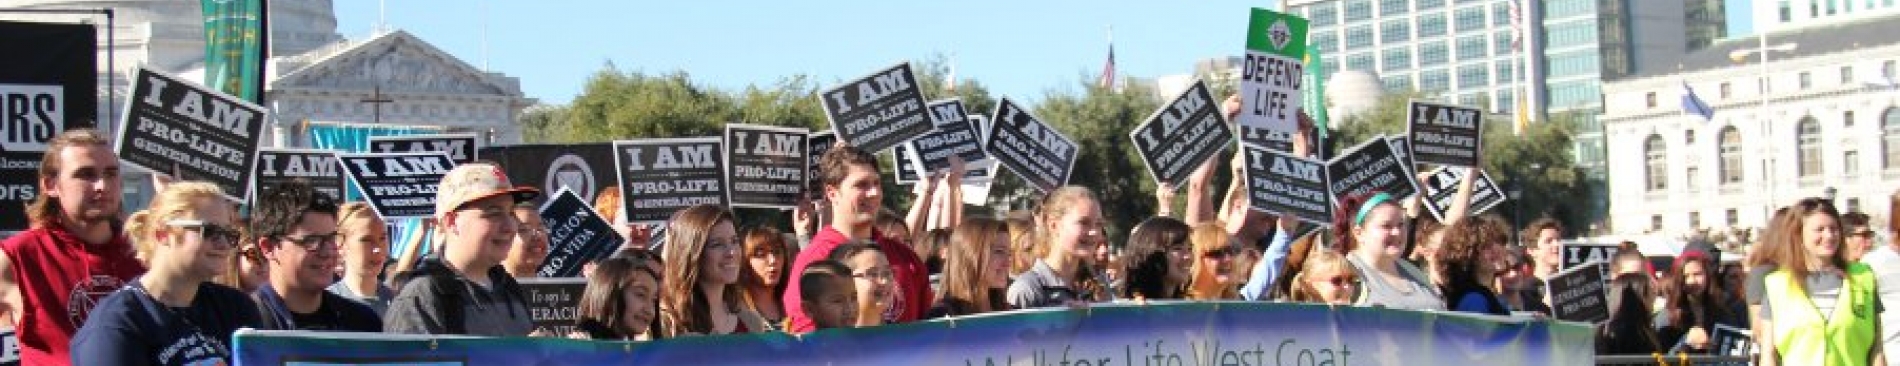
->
xmin=1029 ymin=79 xmax=1162 ymax=245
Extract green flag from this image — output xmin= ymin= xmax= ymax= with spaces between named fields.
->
xmin=1303 ymin=46 xmax=1329 ymax=139
xmin=203 ymin=0 xmax=266 ymax=102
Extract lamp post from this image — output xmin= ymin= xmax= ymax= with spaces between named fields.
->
xmin=1730 ymin=38 xmax=1798 ymax=224
xmin=1508 ymin=182 xmax=1524 ymax=246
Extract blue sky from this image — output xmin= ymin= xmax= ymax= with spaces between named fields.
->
xmin=332 ymin=1 xmax=1274 ymax=106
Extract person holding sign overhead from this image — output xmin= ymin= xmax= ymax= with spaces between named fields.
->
xmin=384 ymin=162 xmax=540 ymax=336
xmin=1758 ymin=198 xmax=1886 ymax=366
xmin=782 ymin=146 xmax=932 ymax=333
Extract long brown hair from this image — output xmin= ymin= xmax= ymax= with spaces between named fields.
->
xmin=737 ymin=227 xmax=791 ymax=316
xmin=1005 ymin=215 xmax=1038 ymax=275
xmin=659 ymin=204 xmax=739 ymax=336
xmin=28 ymin=128 xmax=113 ymax=227
xmin=1661 ymin=250 xmax=1731 ymax=332
xmin=1769 ymin=197 xmax=1846 ymax=290
xmin=939 ymin=218 xmax=1011 ymax=315
xmin=576 ymin=250 xmax=662 ymax=339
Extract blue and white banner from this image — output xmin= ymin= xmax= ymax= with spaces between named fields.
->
xmin=235 ymin=302 xmax=1593 ymax=365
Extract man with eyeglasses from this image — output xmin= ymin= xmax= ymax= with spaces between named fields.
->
xmin=249 ymin=180 xmax=381 ymax=332
xmin=385 ymin=162 xmax=539 ymax=336
xmin=501 ymin=202 xmax=550 ymax=278
xmin=0 ymin=129 xmax=145 ymax=366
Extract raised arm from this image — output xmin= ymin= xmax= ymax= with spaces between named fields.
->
xmin=905 ymin=171 xmax=939 ymax=237
xmin=1442 ymin=168 xmax=1478 ymax=225
xmin=1182 ymin=156 xmax=1219 ymax=224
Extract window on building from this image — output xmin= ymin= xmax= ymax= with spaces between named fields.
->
xmin=1382 ymin=47 xmax=1412 ymax=72
xmin=1381 ymin=19 xmax=1411 ymax=42
xmin=1456 ymin=35 xmax=1487 ymax=61
xmin=1383 ymin=74 xmax=1415 ymax=91
xmin=1545 ymin=0 xmax=1596 ymax=18
xmin=1800 ymin=72 xmax=1813 ymax=89
xmin=1781 ymin=1 xmax=1794 ymax=22
xmin=1381 ymin=0 xmax=1410 ymax=16
xmin=1647 ymin=135 xmax=1667 ymax=191
xmin=1420 ymin=69 xmax=1451 ymax=93
xmin=1549 ymin=81 xmax=1602 ymax=109
xmin=1496 ymin=90 xmax=1515 ymax=112
xmin=1726 ymin=209 xmax=1739 ymax=227
xmin=1843 ymin=66 xmax=1856 ymax=84
xmin=1311 ymin=3 xmax=1340 ymax=27
xmin=1847 ymin=110 xmax=1857 ymax=128
xmin=1812 ymin=0 xmax=1822 ymax=17
xmin=1455 ymin=7 xmax=1486 ymax=32
xmin=1846 ymin=150 xmax=1861 ymax=177
xmin=1419 ymin=41 xmax=1450 ymax=66
xmin=1849 ymin=198 xmax=1863 ymax=213
xmin=1652 ymin=215 xmax=1664 ymax=232
xmin=1458 ymin=93 xmax=1486 ymax=107
xmin=1416 ymin=0 xmax=1444 ymax=9
xmin=1494 ymin=30 xmax=1515 ymax=54
xmin=1690 ymin=211 xmax=1702 ymax=229
xmin=1419 ymin=13 xmax=1448 ymax=38
xmin=1313 ymin=32 xmax=1339 ymax=54
xmin=1887 ymin=60 xmax=1898 ymax=79
xmin=1547 ymin=51 xmax=1602 ymax=78
xmin=1347 ymin=0 xmax=1374 ymax=20
xmin=1646 ymin=92 xmax=1658 ymax=108
xmin=1887 ymin=108 xmax=1900 ymax=170
xmin=1346 ymin=53 xmax=1376 ymax=71
xmin=1545 ymin=20 xmax=1600 ymax=49
xmin=1720 ymin=127 xmax=1743 ymax=184
xmin=1720 ymin=82 xmax=1732 ymax=99
xmin=1799 ymin=117 xmax=1823 ymax=177
xmin=1686 ymin=130 xmax=1696 ymax=145
xmin=1492 ymin=3 xmax=1513 ymax=26
xmin=1346 ymin=26 xmax=1375 ymax=49
xmin=1458 ymin=64 xmax=1489 ymax=88
xmin=1828 ymin=0 xmax=1840 ymax=14
xmin=1497 ymin=62 xmax=1515 ymax=83
xmin=1687 ymin=165 xmax=1701 ymax=192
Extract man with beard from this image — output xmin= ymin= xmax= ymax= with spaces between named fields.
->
xmin=0 ymin=129 xmax=145 ymax=366
xmin=250 ymin=180 xmax=381 ymax=331
xmin=783 ymin=145 xmax=936 ymax=333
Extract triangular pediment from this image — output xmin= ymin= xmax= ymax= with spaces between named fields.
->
xmin=272 ymin=30 xmax=519 ymax=97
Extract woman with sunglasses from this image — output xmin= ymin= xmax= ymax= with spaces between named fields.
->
xmin=1758 ymin=198 xmax=1886 ymax=366
xmin=217 ymin=240 xmax=268 ymax=294
xmin=1289 ymin=249 xmax=1358 ymax=305
xmin=1184 ymin=222 xmax=1239 ymax=300
xmin=72 ymin=182 xmax=261 ymax=365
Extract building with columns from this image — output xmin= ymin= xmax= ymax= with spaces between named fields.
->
xmin=1598 ymin=15 xmax=1900 ymax=236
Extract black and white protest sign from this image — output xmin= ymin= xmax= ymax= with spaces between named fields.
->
xmin=613 ymin=138 xmax=727 ymax=223
xmin=1131 ymin=80 xmax=1236 ymax=186
xmin=0 ymin=328 xmax=15 ymax=366
xmin=482 ymin=143 xmax=617 ymax=207
xmin=337 ymin=152 xmax=457 ymax=220
xmin=1386 ymin=136 xmax=1412 ymax=167
xmin=0 ymin=21 xmax=97 ymax=232
xmin=1562 ymin=243 xmax=1622 ymax=271
xmin=1711 ymin=325 xmax=1753 ymax=357
xmin=1240 ymin=126 xmax=1299 ymax=152
xmin=821 ymin=62 xmax=932 ymax=153
xmin=806 ymin=131 xmax=838 ymax=196
xmin=1242 ymin=145 xmax=1332 ymax=226
xmin=890 ymin=145 xmax=921 ymax=185
xmin=537 ymin=188 xmax=625 ymax=277
xmin=117 ymin=67 xmax=266 ymax=202
xmin=1406 ymin=100 xmax=1483 ymax=167
xmin=1546 ymin=262 xmax=1609 ymax=324
xmin=724 ymin=124 xmax=807 ymax=209
xmin=369 ymin=133 xmax=480 ymax=164
xmin=985 ymin=98 xmax=1077 ymax=193
xmin=252 ymin=149 xmax=344 ymax=205
xmin=1326 ymin=136 xmax=1418 ymax=201
xmin=518 ymin=278 xmax=587 ymax=336
xmin=1420 ymin=167 xmax=1507 ymax=222
xmin=903 ymin=99 xmax=988 ymax=176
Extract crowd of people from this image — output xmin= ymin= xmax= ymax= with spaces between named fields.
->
xmin=2 ymin=104 xmax=1897 ymax=365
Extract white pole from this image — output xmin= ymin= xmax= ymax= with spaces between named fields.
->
xmin=1759 ymin=31 xmax=1775 ymax=224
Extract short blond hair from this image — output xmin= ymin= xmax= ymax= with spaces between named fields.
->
xmin=124 ymin=182 xmax=229 ymax=263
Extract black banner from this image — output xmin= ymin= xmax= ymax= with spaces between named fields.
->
xmin=1546 ymin=262 xmax=1608 ymax=324
xmin=0 ymin=21 xmax=97 ymax=232
xmin=1420 ymin=167 xmax=1507 ymax=222
xmin=518 ymin=278 xmax=587 ymax=336
xmin=905 ymin=99 xmax=987 ymax=176
xmin=1242 ymin=145 xmax=1332 ymax=226
xmin=724 ymin=124 xmax=807 ymax=209
xmin=482 ymin=143 xmax=617 ymax=208
xmin=985 ymin=98 xmax=1077 ymax=194
xmin=536 ymin=188 xmax=624 ymax=277
xmin=337 ymin=152 xmax=458 ymax=219
xmin=612 ymin=138 xmax=727 ymax=223
xmin=1326 ymin=136 xmax=1417 ymax=201
xmin=1132 ymin=80 xmax=1235 ymax=186
xmin=1561 ymin=243 xmax=1621 ymax=271
xmin=117 ymin=67 xmax=266 ymax=203
xmin=369 ymin=133 xmax=480 ymax=164
xmin=1406 ymin=100 xmax=1483 ymax=167
xmin=821 ymin=62 xmax=932 ymax=153
xmin=252 ymin=148 xmax=344 ymax=206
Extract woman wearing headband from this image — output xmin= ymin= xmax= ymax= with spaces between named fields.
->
xmin=1335 ymin=191 xmax=1444 ymax=310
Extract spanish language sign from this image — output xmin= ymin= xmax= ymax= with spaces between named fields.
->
xmin=1326 ymin=136 xmax=1417 ymax=201
xmin=536 ymin=188 xmax=624 ymax=278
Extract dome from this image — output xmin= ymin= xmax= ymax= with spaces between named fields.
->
xmin=6 ymin=0 xmax=343 ymax=72
xmin=1326 ymin=70 xmax=1384 ymax=120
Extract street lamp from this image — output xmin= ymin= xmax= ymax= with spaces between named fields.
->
xmin=1508 ymin=182 xmax=1524 ymax=246
xmin=1730 ymin=38 xmax=1799 ymax=223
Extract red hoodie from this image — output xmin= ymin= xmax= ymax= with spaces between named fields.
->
xmin=1 ymin=224 xmax=145 ymax=366
xmin=783 ymin=226 xmax=930 ymax=333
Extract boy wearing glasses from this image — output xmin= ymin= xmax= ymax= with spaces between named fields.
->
xmin=250 ymin=180 xmax=381 ymax=332
xmin=385 ymin=162 xmax=540 ymax=336
xmin=0 ymin=129 xmax=144 ymax=366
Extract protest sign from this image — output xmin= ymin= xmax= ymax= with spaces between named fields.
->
xmin=724 ymin=124 xmax=808 ymax=209
xmin=1561 ymin=243 xmax=1621 ymax=271
xmin=985 ymin=98 xmax=1077 ymax=193
xmin=904 ymin=99 xmax=988 ymax=176
xmin=1131 ymin=80 xmax=1235 ymax=186
xmin=806 ymin=131 xmax=838 ymax=197
xmin=0 ymin=21 xmax=97 ymax=233
xmin=1326 ymin=136 xmax=1418 ymax=200
xmin=890 ymin=144 xmax=920 ymax=185
xmin=0 ymin=328 xmax=13 ymax=366
xmin=1242 ymin=145 xmax=1331 ymax=226
xmin=336 ymin=152 xmax=457 ymax=220
xmin=536 ymin=188 xmax=624 ymax=278
xmin=1711 ymin=324 xmax=1753 ymax=357
xmin=481 ymin=143 xmax=617 ymax=207
xmin=117 ymin=67 xmax=266 ymax=202
xmin=613 ymin=138 xmax=727 ymax=223
xmin=1386 ymin=135 xmax=1412 ymax=168
xmin=368 ymin=133 xmax=480 ymax=164
xmin=252 ymin=148 xmax=344 ymax=205
xmin=1420 ymin=166 xmax=1507 ymax=222
xmin=1237 ymin=8 xmax=1308 ymax=139
xmin=1546 ymin=262 xmax=1609 ymax=324
xmin=821 ymin=62 xmax=932 ymax=153
xmin=1406 ymin=100 xmax=1483 ymax=167
xmin=518 ymin=278 xmax=587 ymax=337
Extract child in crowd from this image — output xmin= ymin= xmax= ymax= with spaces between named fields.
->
xmin=829 ymin=241 xmax=895 ymax=327
xmin=798 ymin=260 xmax=859 ymax=332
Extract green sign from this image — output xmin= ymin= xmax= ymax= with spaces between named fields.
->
xmin=1238 ymin=8 xmax=1311 ymax=141
xmin=1245 ymin=8 xmax=1309 ymax=59
xmin=202 ymin=0 xmax=265 ymax=102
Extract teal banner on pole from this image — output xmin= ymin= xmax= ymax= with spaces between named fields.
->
xmin=235 ymin=302 xmax=1594 ymax=365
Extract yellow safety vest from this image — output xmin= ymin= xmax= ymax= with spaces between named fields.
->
xmin=1765 ymin=264 xmax=1880 ymax=366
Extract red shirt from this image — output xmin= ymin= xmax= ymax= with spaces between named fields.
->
xmin=2 ymin=225 xmax=145 ymax=366
xmin=783 ymin=226 xmax=931 ymax=333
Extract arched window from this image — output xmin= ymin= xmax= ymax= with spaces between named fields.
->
xmin=1884 ymin=107 xmax=1900 ymax=170
xmin=1719 ymin=127 xmax=1743 ymax=184
xmin=1646 ymin=135 xmax=1667 ymax=192
xmin=1798 ymin=117 xmax=1822 ymax=177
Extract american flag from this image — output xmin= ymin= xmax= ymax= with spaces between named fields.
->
xmin=1508 ymin=0 xmax=1524 ymax=51
xmin=1097 ymin=43 xmax=1116 ymax=90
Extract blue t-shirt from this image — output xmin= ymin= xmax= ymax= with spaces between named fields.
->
xmin=70 ymin=281 xmax=263 ymax=366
